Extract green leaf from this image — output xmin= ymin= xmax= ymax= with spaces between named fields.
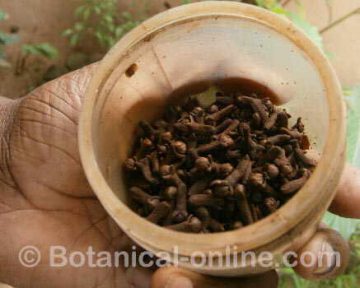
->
xmin=22 ymin=43 xmax=59 ymax=59
xmin=95 ymin=31 xmax=105 ymax=46
xmin=103 ymin=14 xmax=114 ymax=23
xmin=70 ymin=34 xmax=80 ymax=46
xmin=94 ymin=5 xmax=101 ymax=15
xmin=74 ymin=22 xmax=85 ymax=32
xmin=0 ymin=32 xmax=18 ymax=46
xmin=114 ymin=26 xmax=124 ymax=38
xmin=193 ymin=86 xmax=218 ymax=108
xmin=63 ymin=0 xmax=139 ymax=49
xmin=62 ymin=29 xmax=74 ymax=37
xmin=82 ymin=7 xmax=91 ymax=21
xmin=270 ymin=6 xmax=288 ymax=15
xmin=345 ymin=85 xmax=360 ymax=166
xmin=255 ymin=0 xmax=279 ymax=9
xmin=121 ymin=11 xmax=134 ymax=21
xmin=75 ymin=5 xmax=86 ymax=18
xmin=324 ymin=212 xmax=360 ymax=240
xmin=0 ymin=9 xmax=8 ymax=21
xmin=321 ymin=86 xmax=360 ymax=240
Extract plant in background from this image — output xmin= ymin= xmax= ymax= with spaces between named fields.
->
xmin=22 ymin=43 xmax=59 ymax=59
xmin=254 ymin=0 xmax=324 ymax=49
xmin=181 ymin=0 xmax=193 ymax=4
xmin=0 ymin=9 xmax=18 ymax=68
xmin=15 ymin=43 xmax=59 ymax=75
xmin=63 ymin=0 xmax=141 ymax=51
xmin=1 ymin=9 xmax=59 ymax=76
xmin=247 ymin=1 xmax=360 ymax=287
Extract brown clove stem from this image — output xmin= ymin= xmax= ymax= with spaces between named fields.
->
xmin=281 ymin=170 xmax=311 ymax=194
xmin=136 ymin=158 xmax=158 ymax=184
xmin=238 ymin=96 xmax=268 ymax=123
xmin=166 ymin=216 xmax=202 ymax=233
xmin=206 ymin=104 xmax=235 ymax=124
xmin=189 ymin=194 xmax=225 ymax=209
xmin=146 ymin=202 xmax=171 ymax=224
xmin=130 ymin=187 xmax=159 ymax=209
xmin=233 ymin=184 xmax=254 ymax=225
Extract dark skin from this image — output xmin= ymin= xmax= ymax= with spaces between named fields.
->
xmin=0 ymin=65 xmax=359 ymax=288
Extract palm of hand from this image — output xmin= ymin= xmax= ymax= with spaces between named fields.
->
xmin=0 ymin=67 xmax=149 ymax=288
xmin=3 ymin=64 xmax=353 ymax=288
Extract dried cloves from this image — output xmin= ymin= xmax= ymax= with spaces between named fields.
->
xmin=189 ymin=194 xmax=225 ymax=209
xmin=124 ymin=88 xmax=315 ymax=233
xmin=166 ymin=216 xmax=203 ymax=233
xmin=147 ymin=202 xmax=171 ymax=224
xmin=281 ymin=169 xmax=311 ymax=195
xmin=205 ymin=104 xmax=235 ymax=124
xmin=130 ymin=186 xmax=159 ymax=209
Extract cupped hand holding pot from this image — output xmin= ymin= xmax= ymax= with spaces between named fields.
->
xmin=0 ymin=65 xmax=359 ymax=288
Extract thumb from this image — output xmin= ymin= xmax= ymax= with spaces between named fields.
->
xmin=293 ymin=227 xmax=350 ymax=280
xmin=151 ymin=266 xmax=278 ymax=288
xmin=330 ymin=164 xmax=360 ymax=218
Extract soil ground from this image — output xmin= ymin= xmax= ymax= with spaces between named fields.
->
xmin=0 ymin=0 xmax=169 ymax=98
xmin=0 ymin=0 xmax=359 ymax=99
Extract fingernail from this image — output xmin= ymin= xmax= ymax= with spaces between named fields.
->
xmin=164 ymin=276 xmax=193 ymax=288
xmin=313 ymin=241 xmax=337 ymax=275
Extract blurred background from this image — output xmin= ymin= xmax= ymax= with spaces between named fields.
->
xmin=0 ymin=0 xmax=359 ymax=287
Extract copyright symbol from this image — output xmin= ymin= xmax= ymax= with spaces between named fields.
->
xmin=18 ymin=246 xmax=41 ymax=268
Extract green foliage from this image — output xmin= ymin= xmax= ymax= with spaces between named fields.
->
xmin=253 ymin=1 xmax=360 ymax=287
xmin=63 ymin=0 xmax=140 ymax=50
xmin=0 ymin=9 xmax=7 ymax=21
xmin=255 ymin=0 xmax=288 ymax=14
xmin=322 ymin=86 xmax=360 ymax=243
xmin=0 ymin=9 xmax=18 ymax=68
xmin=280 ymin=268 xmax=360 ymax=288
xmin=193 ymin=86 xmax=217 ymax=107
xmin=280 ymin=225 xmax=360 ymax=288
xmin=254 ymin=0 xmax=323 ymax=50
xmin=345 ymin=86 xmax=360 ymax=165
xmin=1 ymin=9 xmax=58 ymax=72
xmin=22 ymin=43 xmax=59 ymax=59
xmin=324 ymin=212 xmax=360 ymax=240
xmin=0 ymin=31 xmax=16 ymax=46
xmin=181 ymin=0 xmax=193 ymax=4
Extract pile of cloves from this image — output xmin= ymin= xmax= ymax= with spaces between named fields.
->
xmin=124 ymin=89 xmax=316 ymax=233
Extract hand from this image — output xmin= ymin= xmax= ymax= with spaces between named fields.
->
xmin=0 ymin=65 xmax=359 ymax=288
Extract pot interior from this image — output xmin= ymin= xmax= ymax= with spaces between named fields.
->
xmin=92 ymin=15 xmax=329 ymax=206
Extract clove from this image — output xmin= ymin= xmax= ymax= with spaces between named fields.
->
xmin=196 ymin=134 xmax=234 ymax=154
xmin=166 ymin=216 xmax=202 ymax=233
xmin=130 ymin=186 xmax=159 ymax=209
xmin=281 ymin=169 xmax=311 ymax=194
xmin=125 ymin=89 xmax=315 ymax=233
xmin=205 ymin=104 xmax=235 ymax=124
xmin=189 ymin=194 xmax=225 ymax=209
xmin=147 ymin=202 xmax=171 ymax=224
xmin=163 ymin=172 xmax=189 ymax=223
xmin=195 ymin=207 xmax=225 ymax=232
xmin=136 ymin=158 xmax=159 ymax=184
xmin=233 ymin=184 xmax=254 ymax=225
xmin=237 ymin=96 xmax=268 ymax=123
